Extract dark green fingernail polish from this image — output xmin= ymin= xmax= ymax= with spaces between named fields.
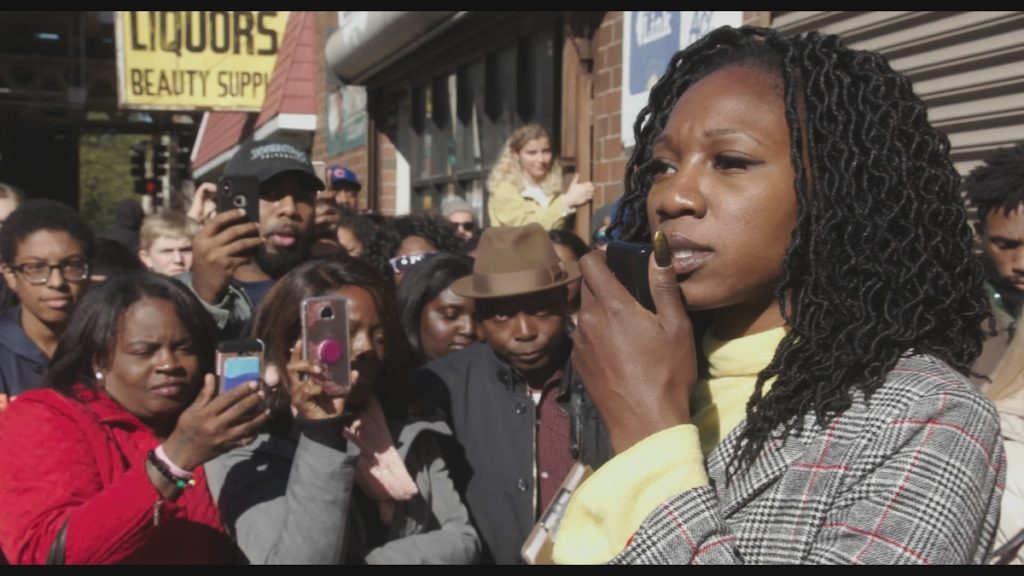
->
xmin=654 ymin=230 xmax=671 ymax=267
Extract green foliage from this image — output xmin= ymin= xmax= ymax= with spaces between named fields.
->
xmin=79 ymin=133 xmax=148 ymax=233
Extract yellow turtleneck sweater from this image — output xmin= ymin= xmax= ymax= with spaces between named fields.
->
xmin=551 ymin=326 xmax=786 ymax=564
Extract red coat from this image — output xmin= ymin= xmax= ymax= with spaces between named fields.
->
xmin=0 ymin=385 xmax=235 ymax=564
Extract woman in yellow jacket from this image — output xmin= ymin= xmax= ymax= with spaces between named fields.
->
xmin=486 ymin=124 xmax=594 ymax=230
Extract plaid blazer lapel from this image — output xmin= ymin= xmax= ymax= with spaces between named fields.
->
xmin=706 ymin=416 xmax=812 ymax=518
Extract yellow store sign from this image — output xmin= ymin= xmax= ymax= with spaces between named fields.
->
xmin=115 ymin=11 xmax=289 ymax=111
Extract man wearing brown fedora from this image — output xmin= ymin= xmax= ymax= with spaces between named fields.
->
xmin=414 ymin=223 xmax=612 ymax=564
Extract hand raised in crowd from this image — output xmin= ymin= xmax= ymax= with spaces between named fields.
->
xmin=187 ymin=181 xmax=218 ymax=223
xmin=162 ymin=374 xmax=270 ymax=473
xmin=284 ymin=341 xmax=350 ymax=421
xmin=571 ymin=235 xmax=697 ymax=454
xmin=190 ymin=208 xmax=262 ymax=304
xmin=560 ymin=173 xmax=595 ymax=210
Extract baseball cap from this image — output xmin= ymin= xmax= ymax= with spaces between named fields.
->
xmin=225 ymin=140 xmax=325 ymax=191
xmin=329 ymin=165 xmax=362 ymax=191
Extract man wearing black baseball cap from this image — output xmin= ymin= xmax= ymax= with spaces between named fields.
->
xmin=183 ymin=139 xmax=324 ymax=338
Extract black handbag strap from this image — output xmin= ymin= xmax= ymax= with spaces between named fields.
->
xmin=45 ymin=518 xmax=69 ymax=565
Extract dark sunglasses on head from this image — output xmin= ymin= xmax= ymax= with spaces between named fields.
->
xmin=389 ymin=251 xmax=438 ymax=275
xmin=451 ymin=220 xmax=476 ymax=232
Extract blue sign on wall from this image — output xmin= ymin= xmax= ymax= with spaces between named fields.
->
xmin=621 ymin=12 xmax=744 ymax=148
xmin=629 ymin=11 xmax=679 ymax=96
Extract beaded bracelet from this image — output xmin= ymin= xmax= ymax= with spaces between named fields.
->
xmin=147 ymin=449 xmax=196 ymax=490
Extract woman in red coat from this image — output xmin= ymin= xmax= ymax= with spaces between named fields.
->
xmin=0 ymin=272 xmax=269 ymax=564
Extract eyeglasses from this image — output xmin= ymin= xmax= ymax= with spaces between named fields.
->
xmin=388 ymin=251 xmax=437 ymax=275
xmin=10 ymin=260 xmax=90 ymax=284
xmin=451 ymin=220 xmax=476 ymax=232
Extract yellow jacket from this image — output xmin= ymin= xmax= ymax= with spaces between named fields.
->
xmin=487 ymin=180 xmax=572 ymax=230
xmin=552 ymin=327 xmax=787 ymax=564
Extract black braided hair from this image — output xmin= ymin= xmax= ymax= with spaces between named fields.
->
xmin=611 ymin=26 xmax=990 ymax=474
xmin=965 ymin=143 xmax=1024 ymax=226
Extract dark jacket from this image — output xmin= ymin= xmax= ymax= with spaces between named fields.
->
xmin=414 ymin=341 xmax=612 ymax=564
xmin=0 ymin=306 xmax=47 ymax=399
xmin=98 ymin=199 xmax=144 ymax=252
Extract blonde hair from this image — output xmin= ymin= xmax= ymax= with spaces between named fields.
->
xmin=139 ymin=211 xmax=199 ymax=252
xmin=486 ymin=124 xmax=563 ymax=198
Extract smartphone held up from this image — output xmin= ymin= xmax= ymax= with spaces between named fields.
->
xmin=301 ymin=295 xmax=351 ymax=397
xmin=216 ymin=339 xmax=265 ymax=394
xmin=605 ymin=240 xmax=656 ymax=313
xmin=217 ymin=174 xmax=260 ymax=223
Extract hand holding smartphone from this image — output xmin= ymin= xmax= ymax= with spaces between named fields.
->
xmin=216 ymin=339 xmax=265 ymax=394
xmin=605 ymin=240 xmax=656 ymax=312
xmin=189 ymin=177 xmax=263 ymax=306
xmin=217 ymin=174 xmax=261 ymax=224
xmin=301 ymin=296 xmax=351 ymax=397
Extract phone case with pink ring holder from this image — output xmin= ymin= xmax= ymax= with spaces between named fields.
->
xmin=301 ymin=295 xmax=351 ymax=397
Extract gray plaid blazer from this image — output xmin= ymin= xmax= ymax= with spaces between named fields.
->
xmin=614 ymin=354 xmax=1005 ymax=564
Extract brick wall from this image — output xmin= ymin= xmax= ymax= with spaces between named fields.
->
xmin=312 ymin=11 xmax=374 ymax=212
xmin=588 ymin=11 xmax=771 ymax=212
xmin=311 ymin=13 xmax=331 ymax=163
xmin=377 ymin=125 xmax=398 ymax=215
xmin=590 ymin=12 xmax=625 ymax=211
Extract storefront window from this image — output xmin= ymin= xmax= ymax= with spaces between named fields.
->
xmin=456 ymin=61 xmax=485 ymax=173
xmin=402 ymin=23 xmax=556 ymax=226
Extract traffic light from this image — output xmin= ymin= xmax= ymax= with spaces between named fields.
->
xmin=173 ymin=133 xmax=193 ymax=181
xmin=129 ymin=143 xmax=146 ymax=177
xmin=130 ymin=141 xmax=148 ymax=195
xmin=152 ymin=141 xmax=169 ymax=177
xmin=145 ymin=178 xmax=163 ymax=195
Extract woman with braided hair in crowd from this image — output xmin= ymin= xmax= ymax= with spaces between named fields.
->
xmin=554 ymin=26 xmax=1004 ymax=564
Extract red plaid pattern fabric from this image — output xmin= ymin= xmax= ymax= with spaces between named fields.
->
xmin=612 ymin=354 xmax=1006 ymax=564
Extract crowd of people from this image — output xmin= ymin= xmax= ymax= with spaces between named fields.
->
xmin=0 ymin=25 xmax=1020 ymax=564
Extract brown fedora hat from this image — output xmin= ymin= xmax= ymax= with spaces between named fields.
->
xmin=452 ymin=223 xmax=581 ymax=299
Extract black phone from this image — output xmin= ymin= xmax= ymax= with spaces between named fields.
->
xmin=605 ymin=240 xmax=656 ymax=312
xmin=217 ymin=174 xmax=260 ymax=223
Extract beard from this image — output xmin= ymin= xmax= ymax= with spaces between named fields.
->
xmin=255 ymin=242 xmax=307 ymax=279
